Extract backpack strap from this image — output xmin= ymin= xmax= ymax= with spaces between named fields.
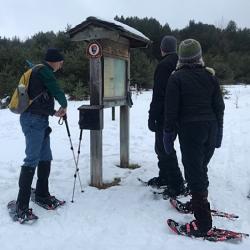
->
xmin=29 ymin=64 xmax=46 ymax=103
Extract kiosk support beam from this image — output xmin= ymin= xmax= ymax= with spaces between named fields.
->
xmin=120 ymin=105 xmax=129 ymax=168
xmin=90 ymin=58 xmax=103 ymax=187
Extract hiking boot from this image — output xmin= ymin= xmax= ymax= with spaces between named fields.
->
xmin=179 ymin=220 xmax=212 ymax=237
xmin=175 ymin=199 xmax=192 ymax=213
xmin=35 ymin=194 xmax=63 ymax=209
xmin=147 ymin=177 xmax=168 ymax=188
xmin=15 ymin=206 xmax=38 ymax=223
xmin=180 ymin=185 xmax=190 ymax=196
xmin=162 ymin=184 xmax=190 ymax=199
xmin=35 ymin=195 xmax=55 ymax=209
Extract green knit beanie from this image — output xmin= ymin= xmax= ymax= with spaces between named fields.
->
xmin=178 ymin=39 xmax=202 ymax=63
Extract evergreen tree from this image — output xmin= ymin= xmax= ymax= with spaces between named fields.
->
xmin=1 ymin=18 xmax=250 ymax=99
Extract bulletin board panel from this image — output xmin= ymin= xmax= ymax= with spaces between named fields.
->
xmin=103 ymin=56 xmax=127 ymax=107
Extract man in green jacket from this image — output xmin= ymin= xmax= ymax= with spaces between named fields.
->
xmin=15 ymin=48 xmax=67 ymax=222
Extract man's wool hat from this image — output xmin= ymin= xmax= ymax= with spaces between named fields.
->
xmin=160 ymin=36 xmax=177 ymax=53
xmin=45 ymin=48 xmax=64 ymax=62
xmin=178 ymin=39 xmax=202 ymax=63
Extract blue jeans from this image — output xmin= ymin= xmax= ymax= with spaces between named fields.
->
xmin=20 ymin=112 xmax=52 ymax=167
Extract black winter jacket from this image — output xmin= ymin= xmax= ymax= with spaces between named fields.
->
xmin=26 ymin=63 xmax=67 ymax=116
xmin=164 ymin=65 xmax=225 ymax=131
xmin=27 ymin=65 xmax=55 ymax=116
xmin=149 ymin=53 xmax=178 ymax=126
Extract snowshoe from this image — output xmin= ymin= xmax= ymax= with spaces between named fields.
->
xmin=169 ymin=198 xmax=239 ymax=220
xmin=146 ymin=177 xmax=168 ymax=189
xmin=167 ymin=219 xmax=249 ymax=242
xmin=7 ymin=200 xmax=38 ymax=224
xmin=31 ymin=188 xmax=65 ymax=210
xmin=137 ymin=177 xmax=168 ymax=189
xmin=152 ymin=185 xmax=190 ymax=200
xmin=162 ymin=185 xmax=190 ymax=199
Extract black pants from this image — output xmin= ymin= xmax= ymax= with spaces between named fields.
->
xmin=155 ymin=130 xmax=184 ymax=190
xmin=178 ymin=121 xmax=217 ymax=193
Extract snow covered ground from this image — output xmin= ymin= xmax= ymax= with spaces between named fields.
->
xmin=0 ymin=85 xmax=250 ymax=250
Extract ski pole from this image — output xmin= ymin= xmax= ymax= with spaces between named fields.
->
xmin=62 ymin=115 xmax=84 ymax=193
xmin=59 ymin=115 xmax=84 ymax=198
xmin=71 ymin=129 xmax=84 ymax=202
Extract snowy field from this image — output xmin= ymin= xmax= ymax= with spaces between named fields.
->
xmin=0 ymin=85 xmax=250 ymax=250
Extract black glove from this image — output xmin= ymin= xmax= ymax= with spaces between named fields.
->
xmin=163 ymin=130 xmax=176 ymax=154
xmin=148 ymin=118 xmax=157 ymax=132
xmin=215 ymin=127 xmax=223 ymax=148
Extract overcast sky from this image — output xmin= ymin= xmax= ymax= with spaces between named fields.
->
xmin=0 ymin=0 xmax=249 ymax=40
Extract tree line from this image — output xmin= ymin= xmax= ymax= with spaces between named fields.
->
xmin=1 ymin=17 xmax=250 ymax=99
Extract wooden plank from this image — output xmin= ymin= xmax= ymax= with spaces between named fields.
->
xmin=120 ymin=53 xmax=130 ymax=168
xmin=90 ymin=58 xmax=103 ymax=105
xmin=70 ymin=26 xmax=119 ymax=42
xmin=90 ymin=130 xmax=103 ymax=187
xmin=103 ymin=99 xmax=127 ymax=108
xmin=89 ymin=57 xmax=103 ymax=187
xmin=101 ymin=39 xmax=129 ymax=59
xmin=120 ymin=105 xmax=129 ymax=168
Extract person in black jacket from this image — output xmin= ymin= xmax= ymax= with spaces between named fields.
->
xmin=164 ymin=39 xmax=225 ymax=237
xmin=148 ymin=36 xmax=185 ymax=196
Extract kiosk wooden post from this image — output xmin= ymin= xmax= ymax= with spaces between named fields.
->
xmin=120 ymin=105 xmax=129 ymax=168
xmin=89 ymin=58 xmax=103 ymax=186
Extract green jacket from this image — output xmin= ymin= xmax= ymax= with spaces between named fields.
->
xmin=39 ymin=62 xmax=67 ymax=108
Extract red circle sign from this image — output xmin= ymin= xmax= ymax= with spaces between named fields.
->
xmin=86 ymin=42 xmax=102 ymax=58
